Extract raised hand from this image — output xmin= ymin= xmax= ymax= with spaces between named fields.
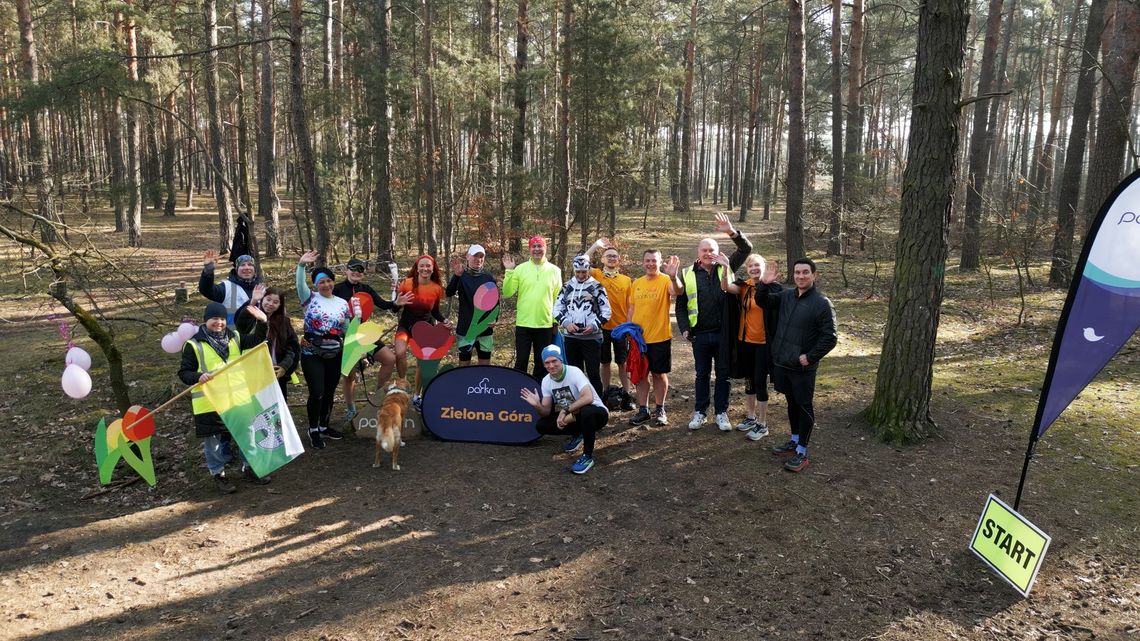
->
xmin=502 ymin=254 xmax=516 ymax=270
xmin=251 ymin=282 xmax=267 ymax=303
xmin=450 ymin=256 xmax=464 ymax=276
xmin=714 ymin=212 xmax=736 ymax=237
xmin=394 ymin=291 xmax=414 ymax=306
xmin=761 ymin=260 xmax=779 ymax=284
xmin=299 ymin=250 xmax=319 ymax=265
xmin=713 ymin=251 xmax=732 ymax=268
xmin=203 ymin=250 xmax=219 ymax=267
xmin=244 ymin=304 xmax=268 ymax=323
xmin=662 ymin=255 xmax=681 ymax=277
xmin=520 ymin=387 xmax=541 ymax=408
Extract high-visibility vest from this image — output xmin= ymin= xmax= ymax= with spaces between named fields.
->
xmin=222 ymin=281 xmax=250 ymax=328
xmin=681 ymin=266 xmax=720 ymax=329
xmin=186 ymin=336 xmax=241 ymax=415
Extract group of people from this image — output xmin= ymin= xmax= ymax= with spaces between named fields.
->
xmin=181 ymin=213 xmax=837 ymax=492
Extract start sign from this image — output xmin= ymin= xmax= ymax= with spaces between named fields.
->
xmin=969 ymin=494 xmax=1051 ymax=597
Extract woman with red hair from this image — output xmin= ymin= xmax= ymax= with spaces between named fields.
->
xmin=394 ymin=255 xmax=452 ymax=398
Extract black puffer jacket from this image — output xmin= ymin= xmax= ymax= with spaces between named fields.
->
xmin=755 ymin=284 xmax=837 ymax=372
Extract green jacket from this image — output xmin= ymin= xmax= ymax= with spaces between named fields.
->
xmin=502 ymin=259 xmax=562 ymax=328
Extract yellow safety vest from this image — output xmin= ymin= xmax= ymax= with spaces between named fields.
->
xmin=187 ymin=336 xmax=241 ymax=415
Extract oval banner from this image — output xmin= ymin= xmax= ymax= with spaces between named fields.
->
xmin=420 ymin=365 xmax=542 ymax=444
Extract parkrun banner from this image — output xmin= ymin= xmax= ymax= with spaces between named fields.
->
xmin=1034 ymin=169 xmax=1140 ymax=438
xmin=420 ymin=365 xmax=542 ymax=444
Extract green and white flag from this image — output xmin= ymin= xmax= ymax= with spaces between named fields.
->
xmin=200 ymin=343 xmax=305 ymax=477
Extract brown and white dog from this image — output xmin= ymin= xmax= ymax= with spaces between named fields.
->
xmin=374 ymin=378 xmax=410 ymax=470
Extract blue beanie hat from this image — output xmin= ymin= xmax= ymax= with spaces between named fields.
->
xmin=204 ymin=302 xmax=228 ymax=321
xmin=540 ymin=344 xmax=564 ymax=363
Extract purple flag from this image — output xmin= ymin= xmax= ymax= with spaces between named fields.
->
xmin=1034 ymin=169 xmax=1140 ymax=438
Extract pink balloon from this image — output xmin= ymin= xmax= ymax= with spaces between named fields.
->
xmin=61 ymin=364 xmax=92 ymax=399
xmin=176 ymin=322 xmax=198 ymax=341
xmin=161 ymin=332 xmax=184 ymax=354
xmin=65 ymin=346 xmax=92 ymax=370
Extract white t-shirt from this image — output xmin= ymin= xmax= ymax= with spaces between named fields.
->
xmin=541 ymin=364 xmax=607 ymax=413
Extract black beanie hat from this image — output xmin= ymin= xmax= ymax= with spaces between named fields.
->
xmin=204 ymin=302 xmax=228 ymax=321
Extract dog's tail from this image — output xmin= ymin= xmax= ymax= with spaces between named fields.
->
xmin=380 ymin=435 xmax=393 ymax=452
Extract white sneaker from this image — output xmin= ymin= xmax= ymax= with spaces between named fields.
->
xmin=735 ymin=416 xmax=757 ymax=431
xmin=687 ymin=411 xmax=706 ymax=430
xmin=715 ymin=413 xmax=733 ymax=432
xmin=747 ymin=423 xmax=770 ymax=441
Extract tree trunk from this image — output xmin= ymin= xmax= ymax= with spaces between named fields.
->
xmin=866 ymin=0 xmax=968 ymax=443
xmin=232 ymin=0 xmax=252 ymax=214
xmin=552 ymin=0 xmax=571 ymax=266
xmin=958 ymin=0 xmax=1004 ymax=270
xmin=15 ymin=0 xmax=60 ymax=243
xmin=740 ymin=31 xmax=763 ymax=222
xmin=125 ymin=4 xmax=143 ymax=247
xmin=204 ymin=0 xmax=235 ymax=251
xmin=420 ymin=0 xmax=439 ymax=257
xmin=257 ymin=0 xmax=282 ymax=256
xmin=508 ymin=0 xmax=529 ymax=253
xmin=370 ymin=0 xmax=396 ymax=263
xmin=1050 ymin=0 xmax=1106 ymax=287
xmin=1083 ymin=0 xmax=1140 ymax=225
xmin=827 ymin=0 xmax=843 ymax=255
xmin=784 ymin=0 xmax=808 ymax=270
xmin=676 ymin=0 xmax=697 ymax=213
xmin=290 ymin=0 xmax=329 ymax=262
xmin=476 ymin=0 xmax=495 ymax=197
xmin=842 ymin=0 xmax=863 ymax=209
xmin=163 ymin=93 xmax=177 ymax=216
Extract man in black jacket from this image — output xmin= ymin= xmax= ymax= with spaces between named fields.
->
xmin=676 ymin=213 xmax=753 ymax=432
xmin=199 ymin=250 xmax=263 ymax=329
xmin=756 ymin=257 xmax=837 ymax=472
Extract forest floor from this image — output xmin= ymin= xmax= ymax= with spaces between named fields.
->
xmin=0 ymin=199 xmax=1137 ymax=641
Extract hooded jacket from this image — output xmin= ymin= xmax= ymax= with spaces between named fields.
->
xmin=553 ymin=275 xmax=611 ymax=340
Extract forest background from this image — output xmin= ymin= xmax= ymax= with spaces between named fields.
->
xmin=0 ymin=0 xmax=1138 ymax=638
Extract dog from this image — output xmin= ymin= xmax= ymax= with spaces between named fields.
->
xmin=374 ymin=378 xmax=411 ymax=470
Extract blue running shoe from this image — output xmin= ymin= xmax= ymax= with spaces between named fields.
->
xmin=563 ymin=434 xmax=583 ymax=452
xmin=571 ymin=454 xmax=594 ymax=474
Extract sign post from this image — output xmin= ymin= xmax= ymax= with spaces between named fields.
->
xmin=969 ymin=494 xmax=1051 ymax=597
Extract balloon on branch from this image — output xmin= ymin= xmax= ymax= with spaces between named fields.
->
xmin=65 ymin=346 xmax=92 ymax=370
xmin=161 ymin=332 xmax=185 ymax=354
xmin=62 ymin=364 xmax=92 ymax=399
xmin=177 ymin=322 xmax=198 ymax=341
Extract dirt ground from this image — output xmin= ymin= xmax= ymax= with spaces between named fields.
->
xmin=0 ymin=204 xmax=1137 ymax=640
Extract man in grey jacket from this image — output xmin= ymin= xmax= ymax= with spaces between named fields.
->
xmin=756 ymin=257 xmax=837 ymax=472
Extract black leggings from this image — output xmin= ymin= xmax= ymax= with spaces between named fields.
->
xmin=742 ymin=342 xmax=770 ymax=402
xmin=301 ymin=353 xmax=341 ymax=428
xmin=564 ymin=338 xmax=604 ymax=399
xmin=535 ymin=405 xmax=609 ymax=456
xmin=514 ymin=326 xmax=555 ymax=381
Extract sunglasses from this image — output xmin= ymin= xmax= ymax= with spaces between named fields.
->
xmin=349 ymin=267 xmax=366 ymax=274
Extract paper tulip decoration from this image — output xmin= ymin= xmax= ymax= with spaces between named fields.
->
xmin=94 ymin=405 xmax=157 ymax=486
xmin=65 ymin=346 xmax=92 ymax=370
xmin=61 ymin=364 xmax=92 ymax=399
xmin=465 ymin=282 xmax=501 ymax=343
xmin=340 ymin=317 xmax=385 ymax=376
xmin=408 ymin=320 xmax=456 ymax=387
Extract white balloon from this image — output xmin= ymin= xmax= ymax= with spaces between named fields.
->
xmin=161 ymin=332 xmax=184 ymax=354
xmin=61 ymin=364 xmax=92 ymax=399
xmin=65 ymin=346 xmax=92 ymax=370
xmin=177 ymin=322 xmax=198 ymax=341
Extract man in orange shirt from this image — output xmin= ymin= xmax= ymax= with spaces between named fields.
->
xmin=586 ymin=238 xmax=635 ymax=410
xmin=627 ymin=249 xmax=683 ymax=426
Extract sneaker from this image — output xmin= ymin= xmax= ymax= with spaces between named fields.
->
xmin=654 ymin=407 xmax=668 ymax=426
xmin=735 ymin=416 xmax=757 ymax=432
xmin=628 ymin=408 xmax=651 ymax=426
xmin=320 ymin=426 xmax=344 ymax=440
xmin=715 ymin=413 xmax=733 ymax=432
xmin=213 ymin=473 xmax=237 ymax=494
xmin=571 ymin=454 xmax=595 ymax=474
xmin=620 ymin=396 xmax=638 ymax=412
xmin=784 ymin=452 xmax=810 ymax=472
xmin=345 ymin=405 xmax=358 ymax=421
xmin=242 ymin=466 xmax=271 ymax=485
xmin=563 ymin=434 xmax=583 ymax=453
xmin=771 ymin=440 xmax=797 ymax=457
xmin=746 ymin=423 xmax=770 ymax=441
xmin=308 ymin=429 xmax=325 ymax=450
xmin=411 ymin=395 xmax=423 ymax=412
xmin=687 ymin=411 xmax=706 ymax=430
